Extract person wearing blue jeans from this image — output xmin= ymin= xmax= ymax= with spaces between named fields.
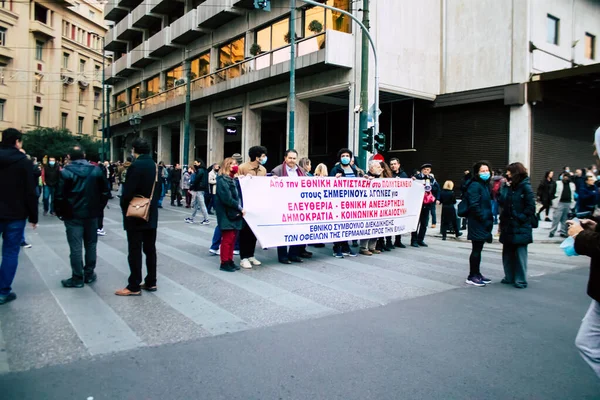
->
xmin=0 ymin=128 xmax=39 ymax=304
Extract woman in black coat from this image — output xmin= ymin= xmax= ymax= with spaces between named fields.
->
xmin=439 ymin=180 xmax=462 ymax=240
xmin=214 ymin=157 xmax=244 ymax=272
xmin=498 ymin=162 xmax=536 ymax=289
xmin=536 ymin=170 xmax=556 ymax=222
xmin=465 ymin=161 xmax=494 ymax=287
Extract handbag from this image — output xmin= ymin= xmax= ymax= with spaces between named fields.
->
xmin=126 ymin=164 xmax=158 ymax=222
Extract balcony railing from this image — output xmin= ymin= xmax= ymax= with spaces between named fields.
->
xmin=109 ymin=32 xmax=345 ymax=120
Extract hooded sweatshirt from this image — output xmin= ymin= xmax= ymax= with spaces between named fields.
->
xmin=0 ymin=145 xmax=38 ymax=224
xmin=55 ymin=159 xmax=111 ymax=220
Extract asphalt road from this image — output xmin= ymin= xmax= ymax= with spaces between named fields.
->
xmin=0 ymin=197 xmax=599 ymax=399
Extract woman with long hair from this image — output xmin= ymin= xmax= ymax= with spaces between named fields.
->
xmin=214 ymin=157 xmax=244 ymax=272
xmin=498 ymin=162 xmax=536 ymax=289
xmin=465 ymin=161 xmax=494 ymax=287
xmin=536 ymin=170 xmax=556 ymax=222
xmin=299 ymin=157 xmax=313 ymax=176
xmin=313 ymin=163 xmax=328 ymax=177
xmin=439 ymin=180 xmax=462 ymax=240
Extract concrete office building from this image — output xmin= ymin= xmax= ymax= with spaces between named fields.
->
xmin=0 ymin=0 xmax=107 ymax=137
xmin=104 ymin=0 xmax=600 ymax=184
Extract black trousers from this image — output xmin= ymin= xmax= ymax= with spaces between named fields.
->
xmin=469 ymin=240 xmax=485 ymax=277
xmin=170 ymin=183 xmax=182 ymax=204
xmin=239 ymin=220 xmax=258 ymax=259
xmin=411 ymin=207 xmax=430 ymax=244
xmin=277 ymin=245 xmax=302 ymax=261
xmin=126 ymin=229 xmax=157 ymax=292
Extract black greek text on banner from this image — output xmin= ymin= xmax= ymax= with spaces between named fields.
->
xmin=238 ymin=176 xmax=425 ymax=248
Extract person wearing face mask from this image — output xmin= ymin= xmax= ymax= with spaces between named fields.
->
xmin=464 ymin=161 xmax=494 ymax=287
xmin=498 ymin=162 xmax=535 ymax=289
xmin=549 ymin=174 xmax=576 ymax=238
xmin=42 ymin=156 xmax=60 ymax=216
xmin=237 ymin=146 xmax=268 ymax=269
xmin=411 ymin=163 xmax=438 ymax=248
xmin=359 ymin=160 xmax=384 ymax=255
xmin=185 ymin=159 xmax=210 ymax=225
xmin=214 ymin=157 xmax=245 ymax=272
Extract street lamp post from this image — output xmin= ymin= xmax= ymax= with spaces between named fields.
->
xmin=129 ymin=113 xmax=142 ymax=135
xmin=91 ymin=31 xmax=107 ymax=162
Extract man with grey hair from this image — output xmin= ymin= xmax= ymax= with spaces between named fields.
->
xmin=360 ymin=160 xmax=384 ymax=256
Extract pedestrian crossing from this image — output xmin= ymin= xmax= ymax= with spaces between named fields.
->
xmin=0 ymin=199 xmax=590 ymax=373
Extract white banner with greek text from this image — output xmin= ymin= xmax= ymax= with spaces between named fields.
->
xmin=238 ymin=176 xmax=425 ymax=248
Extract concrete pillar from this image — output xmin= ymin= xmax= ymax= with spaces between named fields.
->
xmin=207 ymin=114 xmax=224 ymax=165
xmin=110 ymin=137 xmax=119 ymax=162
xmin=210 ymin=47 xmax=220 ymax=73
xmin=286 ymin=97 xmax=309 ymax=158
xmin=509 ymin=103 xmax=532 ymax=172
xmin=241 ymin=103 xmax=261 ymax=160
xmin=179 ymin=120 xmax=196 ymax=166
xmin=157 ymin=125 xmax=171 ymax=164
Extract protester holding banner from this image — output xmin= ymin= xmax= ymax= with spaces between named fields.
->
xmin=237 ymin=146 xmax=267 ymax=269
xmin=378 ymin=161 xmax=396 ymax=252
xmin=329 ymin=148 xmax=360 ymax=258
xmin=389 ymin=158 xmax=408 ymax=249
xmin=465 ymin=161 xmax=494 ymax=287
xmin=271 ymin=149 xmax=311 ymax=264
xmin=411 ymin=163 xmax=437 ymax=248
xmin=360 ymin=160 xmax=384 ymax=255
xmin=214 ymin=157 xmax=244 ymax=272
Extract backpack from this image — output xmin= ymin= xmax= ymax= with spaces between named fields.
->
xmin=457 ymin=180 xmax=473 ymax=218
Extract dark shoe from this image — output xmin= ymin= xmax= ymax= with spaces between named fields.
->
xmin=158 ymin=205 xmax=163 ymax=209
xmin=115 ymin=288 xmax=142 ymax=296
xmin=84 ymin=273 xmax=97 ymax=284
xmin=299 ymin=251 xmax=313 ymax=258
xmin=396 ymin=242 xmax=406 ymax=249
xmin=442 ymin=236 xmax=447 ymax=241
xmin=279 ymin=259 xmax=292 ymax=264
xmin=289 ymin=257 xmax=304 ymax=263
xmin=560 ymin=233 xmax=568 ymax=238
xmin=140 ymin=283 xmax=157 ymax=292
xmin=456 ymin=232 xmax=463 ymax=238
xmin=513 ymin=283 xmax=527 ymax=289
xmin=230 ymin=261 xmax=241 ymax=271
xmin=411 ymin=242 xmax=420 ymax=248
xmin=0 ymin=292 xmax=16 ymax=305
xmin=501 ymin=278 xmax=514 ymax=284
xmin=332 ymin=251 xmax=344 ymax=258
xmin=479 ymin=275 xmax=492 ymax=284
xmin=549 ymin=232 xmax=555 ymax=238
xmin=61 ymin=278 xmax=84 ymax=288
xmin=545 ymin=218 xmax=551 ymax=222
xmin=20 ymin=241 xmax=32 ymax=248
xmin=219 ymin=263 xmax=236 ymax=272
xmin=417 ymin=242 xmax=428 ymax=247
xmin=178 ymin=203 xmax=183 ymax=207
xmin=466 ymin=276 xmax=486 ymax=287
xmin=171 ymin=203 xmax=176 ymax=207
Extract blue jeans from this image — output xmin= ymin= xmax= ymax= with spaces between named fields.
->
xmin=0 ymin=219 xmax=26 ymax=295
xmin=491 ymin=199 xmax=499 ymax=223
xmin=43 ymin=185 xmax=56 ymax=213
xmin=158 ymin=181 xmax=167 ymax=207
xmin=211 ymin=225 xmax=239 ymax=251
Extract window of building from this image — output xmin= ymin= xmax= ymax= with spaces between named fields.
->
xmin=93 ymin=119 xmax=98 ymax=134
xmin=256 ymin=17 xmax=289 ymax=53
xmin=94 ymin=64 xmax=100 ymax=80
xmin=33 ymin=107 xmax=41 ymax=126
xmin=62 ymin=84 xmax=68 ymax=101
xmin=0 ymin=99 xmax=5 ymax=121
xmin=77 ymin=116 xmax=84 ymax=134
xmin=190 ymin=53 xmax=210 ymax=78
xmin=89 ymin=10 xmax=95 ymax=20
xmin=93 ymin=90 xmax=100 ymax=108
xmin=0 ymin=63 xmax=6 ymax=85
xmin=303 ymin=0 xmax=351 ymax=36
xmin=62 ymin=21 xmax=69 ymax=36
xmin=166 ymin=65 xmax=183 ymax=89
xmin=131 ymin=85 xmax=140 ymax=102
xmin=35 ymin=41 xmax=43 ymax=60
xmin=547 ymin=14 xmax=559 ymax=45
xmin=71 ymin=25 xmax=76 ymax=40
xmin=219 ymin=37 xmax=245 ymax=69
xmin=61 ymin=112 xmax=68 ymax=129
xmin=34 ymin=3 xmax=48 ymax=24
xmin=79 ymin=87 xmax=86 ymax=104
xmin=33 ymin=74 xmax=42 ymax=93
xmin=63 ymin=52 xmax=69 ymax=69
xmin=115 ymin=91 xmax=127 ymax=109
xmin=79 ymin=59 xmax=86 ymax=73
xmin=0 ymin=0 xmax=13 ymax=12
xmin=585 ymin=33 xmax=596 ymax=60
xmin=0 ymin=27 xmax=6 ymax=47
xmin=146 ymin=75 xmax=159 ymax=95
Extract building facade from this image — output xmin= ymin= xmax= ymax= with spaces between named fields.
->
xmin=104 ymin=0 xmax=600 ymax=185
xmin=0 ymin=0 xmax=107 ymax=137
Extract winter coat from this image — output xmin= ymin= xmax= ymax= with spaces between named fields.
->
xmin=214 ymin=174 xmax=243 ymax=231
xmin=181 ymin=171 xmax=191 ymax=190
xmin=190 ymin=167 xmax=208 ymax=192
xmin=551 ymin=181 xmax=576 ymax=209
xmin=120 ymin=154 xmax=160 ymax=231
xmin=329 ymin=163 xmax=359 ymax=177
xmin=578 ymin=184 xmax=600 ymax=214
xmin=574 ymin=223 xmax=600 ymax=302
xmin=0 ymin=145 xmax=38 ymax=224
xmin=271 ymin=163 xmax=306 ymax=177
xmin=43 ymin=164 xmax=60 ymax=187
xmin=498 ymin=177 xmax=535 ymax=245
xmin=55 ymin=160 xmax=111 ymax=220
xmin=537 ymin=179 xmax=556 ymax=205
xmin=392 ymin=169 xmax=408 ymax=178
xmin=170 ymin=168 xmax=182 ymax=185
xmin=440 ymin=189 xmax=458 ymax=227
xmin=466 ymin=178 xmax=494 ymax=242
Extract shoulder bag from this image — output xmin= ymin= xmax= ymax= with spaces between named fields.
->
xmin=126 ymin=164 xmax=158 ymax=222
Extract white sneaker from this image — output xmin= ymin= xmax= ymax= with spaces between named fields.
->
xmin=248 ymin=257 xmax=262 ymax=266
xmin=240 ymin=258 xmax=252 ymax=269
xmin=97 ymin=229 xmax=106 ymax=236
xmin=233 ymin=250 xmax=240 ymax=255
xmin=209 ymin=248 xmax=220 ymax=255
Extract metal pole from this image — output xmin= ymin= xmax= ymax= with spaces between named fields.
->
xmin=358 ymin=0 xmax=369 ymax=168
xmin=288 ymin=0 xmax=296 ymax=150
xmin=183 ymin=59 xmax=191 ymax=166
xmin=106 ymin=85 xmax=111 ymax=161
xmin=101 ymin=36 xmax=106 ymax=162
xmin=299 ymin=0 xmax=379 ymax=155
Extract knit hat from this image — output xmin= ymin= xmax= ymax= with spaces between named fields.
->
xmin=232 ymin=153 xmax=243 ymax=164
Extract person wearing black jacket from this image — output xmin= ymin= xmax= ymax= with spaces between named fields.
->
xmin=116 ymin=138 xmax=161 ymax=296
xmin=43 ymin=156 xmax=60 ymax=216
xmin=389 ymin=158 xmax=408 ymax=248
xmin=185 ymin=161 xmax=210 ymax=224
xmin=536 ymin=170 xmax=556 ymax=222
xmin=170 ymin=163 xmax=183 ymax=206
xmin=55 ymin=146 xmax=111 ymax=288
xmin=411 ymin=163 xmax=438 ymax=248
xmin=0 ymin=128 xmax=38 ymax=304
xmin=439 ymin=180 xmax=462 ymax=240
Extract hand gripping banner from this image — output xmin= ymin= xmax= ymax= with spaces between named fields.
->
xmin=239 ymin=176 xmax=425 ymax=248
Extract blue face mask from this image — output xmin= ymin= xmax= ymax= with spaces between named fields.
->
xmin=560 ymin=236 xmax=579 ymax=257
xmin=479 ymin=172 xmax=490 ymax=181
xmin=259 ymin=156 xmax=267 ymax=165
xmin=49 ymin=161 xmax=55 ymax=167
xmin=341 ymin=157 xmax=351 ymax=165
